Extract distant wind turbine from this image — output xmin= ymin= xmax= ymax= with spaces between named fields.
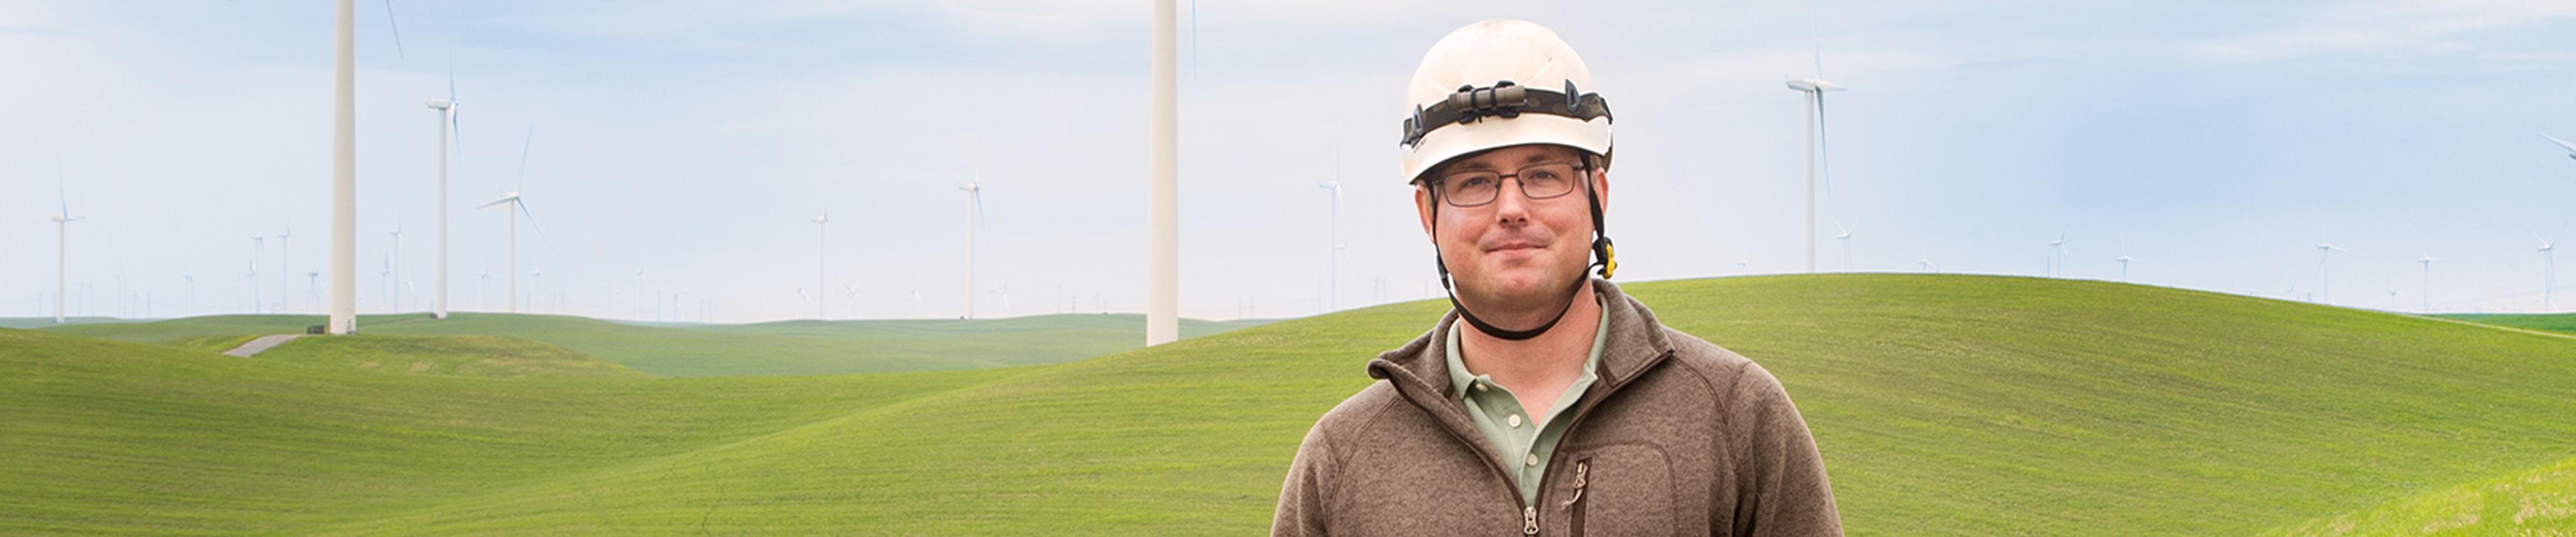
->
xmin=478 ymin=123 xmax=550 ymax=314
xmin=2416 ymin=257 xmax=2439 ymax=313
xmin=49 ymin=181 xmax=83 ymax=324
xmin=1318 ymin=174 xmax=1343 ymax=312
xmin=1834 ymin=224 xmax=1854 ymax=272
xmin=388 ymin=226 xmax=402 ymax=312
xmin=250 ymin=236 xmax=265 ymax=314
xmin=959 ymin=178 xmax=982 ymax=320
xmin=2540 ymin=236 xmax=2559 ymax=312
xmin=812 ymin=213 xmax=830 ymax=320
xmin=277 ymin=229 xmax=293 ymax=313
xmin=2047 ymin=234 xmax=2070 ymax=277
xmin=2116 ymin=254 xmax=2132 ymax=280
xmin=1787 ymin=54 xmax=1845 ymax=274
xmin=2316 ymin=242 xmax=2352 ymax=304
xmin=426 ymin=71 xmax=463 ymax=319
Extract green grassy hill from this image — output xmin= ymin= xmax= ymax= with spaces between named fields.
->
xmin=8 ymin=274 xmax=2575 ymax=535
xmin=0 ymin=316 xmax=130 ymax=329
xmin=0 ymin=328 xmax=1021 ymax=534
xmin=39 ymin=312 xmax=1265 ymax=377
xmin=2258 ymin=454 xmax=2576 ymax=536
xmin=2442 ymin=313 xmax=2576 ymax=336
xmin=253 ymin=335 xmax=649 ymax=379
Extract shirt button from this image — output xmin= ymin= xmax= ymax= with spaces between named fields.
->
xmin=1525 ymin=453 xmax=1541 ymax=467
xmin=1507 ymin=414 xmax=1524 ymax=428
xmin=1472 ymin=382 xmax=1486 ymax=392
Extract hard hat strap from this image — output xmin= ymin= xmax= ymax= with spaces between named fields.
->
xmin=1401 ymin=79 xmax=1614 ymax=148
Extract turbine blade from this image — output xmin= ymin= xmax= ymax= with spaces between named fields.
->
xmin=1815 ymin=92 xmax=1831 ymax=202
xmin=381 ymin=0 xmax=406 ymax=60
xmin=476 ymin=196 xmax=513 ymax=210
xmin=447 ymin=69 xmax=463 ymax=159
xmin=2548 ymin=134 xmax=2576 ymax=154
xmin=517 ymin=122 xmax=536 ymax=191
xmin=516 ymin=201 xmax=555 ymax=248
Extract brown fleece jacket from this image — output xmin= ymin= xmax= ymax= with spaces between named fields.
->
xmin=1273 ymin=278 xmax=1843 ymax=536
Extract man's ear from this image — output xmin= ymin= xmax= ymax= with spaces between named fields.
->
xmin=1415 ymin=185 xmax=1440 ymax=238
xmin=1590 ymin=167 xmax=1609 ymax=213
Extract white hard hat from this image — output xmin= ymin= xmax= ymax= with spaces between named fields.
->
xmin=1399 ymin=20 xmax=1614 ymax=184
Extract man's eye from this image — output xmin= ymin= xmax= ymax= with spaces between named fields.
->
xmin=1524 ymin=170 xmax=1565 ymax=182
xmin=1458 ymin=176 xmax=1494 ymax=188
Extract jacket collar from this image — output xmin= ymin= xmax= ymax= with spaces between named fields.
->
xmin=1369 ymin=277 xmax=1678 ymax=403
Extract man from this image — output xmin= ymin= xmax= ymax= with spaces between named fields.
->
xmin=1272 ymin=20 xmax=1842 ymax=536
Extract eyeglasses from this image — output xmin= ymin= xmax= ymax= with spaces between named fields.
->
xmin=1430 ymin=162 xmax=1588 ymax=207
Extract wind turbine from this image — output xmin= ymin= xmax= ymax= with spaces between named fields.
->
xmin=426 ymin=72 xmax=463 ymax=319
xmin=2047 ymin=234 xmax=2069 ymax=277
xmin=1786 ymin=55 xmax=1845 ymax=274
xmin=2315 ymin=242 xmax=2352 ymax=304
xmin=250 ymin=236 xmax=265 ymax=314
xmin=181 ymin=274 xmax=194 ymax=318
xmin=2117 ymin=254 xmax=2133 ymax=280
xmin=388 ymin=226 xmax=402 ymax=312
xmin=2540 ymin=236 xmax=2559 ymax=312
xmin=812 ymin=212 xmax=829 ymax=320
xmin=959 ymin=178 xmax=982 ymax=320
xmin=277 ymin=229 xmax=292 ymax=313
xmin=478 ymin=123 xmax=549 ymax=314
xmin=1318 ymin=173 xmax=1343 ymax=312
xmin=1147 ymin=0 xmax=1180 ymax=345
xmin=2416 ymin=257 xmax=2439 ymax=313
xmin=1834 ymin=224 xmax=1854 ymax=272
xmin=48 ymin=182 xmax=82 ymax=324
xmin=1916 ymin=259 xmax=1936 ymax=273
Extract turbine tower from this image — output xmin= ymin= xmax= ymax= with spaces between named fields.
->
xmin=2541 ymin=237 xmax=2559 ymax=312
xmin=277 ymin=229 xmax=292 ymax=313
xmin=1146 ymin=0 xmax=1181 ymax=345
xmin=48 ymin=183 xmax=82 ymax=324
xmin=2117 ymin=254 xmax=2132 ymax=280
xmin=427 ymin=74 xmax=462 ymax=319
xmin=328 ymin=0 xmax=357 ymax=333
xmin=812 ymin=212 xmax=830 ymax=320
xmin=2047 ymin=234 xmax=2069 ymax=277
xmin=2316 ymin=242 xmax=2352 ymax=304
xmin=1834 ymin=224 xmax=1854 ymax=272
xmin=959 ymin=180 xmax=982 ymax=320
xmin=2416 ymin=257 xmax=2438 ymax=313
xmin=388 ymin=226 xmax=402 ymax=312
xmin=250 ymin=236 xmax=265 ymax=314
xmin=1787 ymin=69 xmax=1844 ymax=274
xmin=1318 ymin=177 xmax=1342 ymax=312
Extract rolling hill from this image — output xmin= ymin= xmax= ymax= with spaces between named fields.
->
xmin=7 ymin=274 xmax=2575 ymax=535
xmin=37 ymin=312 xmax=1266 ymax=377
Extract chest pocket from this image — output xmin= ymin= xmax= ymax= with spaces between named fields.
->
xmin=1561 ymin=444 xmax=1675 ymax=537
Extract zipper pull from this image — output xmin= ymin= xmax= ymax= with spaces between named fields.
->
xmin=1562 ymin=460 xmax=1590 ymax=509
xmin=1524 ymin=506 xmax=1539 ymax=535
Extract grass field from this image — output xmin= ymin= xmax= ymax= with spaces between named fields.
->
xmin=2442 ymin=313 xmax=2576 ymax=336
xmin=7 ymin=274 xmax=2575 ymax=535
xmin=34 ymin=312 xmax=1266 ymax=377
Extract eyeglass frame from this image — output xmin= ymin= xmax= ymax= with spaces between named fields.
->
xmin=1422 ymin=161 xmax=1594 ymax=208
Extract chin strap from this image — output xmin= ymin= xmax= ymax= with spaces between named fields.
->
xmin=1432 ymin=169 xmax=1615 ymax=341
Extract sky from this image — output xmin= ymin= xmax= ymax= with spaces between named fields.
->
xmin=3 ymin=0 xmax=2575 ymax=323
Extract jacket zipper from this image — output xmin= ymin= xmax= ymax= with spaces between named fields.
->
xmin=1389 ymin=348 xmax=1676 ymax=536
xmin=1562 ymin=458 xmax=1591 ymax=537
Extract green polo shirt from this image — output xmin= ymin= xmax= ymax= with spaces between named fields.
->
xmin=1445 ymin=296 xmax=1610 ymax=506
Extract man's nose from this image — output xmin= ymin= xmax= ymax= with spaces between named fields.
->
xmin=1490 ymin=178 xmax=1532 ymax=225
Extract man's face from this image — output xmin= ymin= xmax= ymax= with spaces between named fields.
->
xmin=1415 ymin=144 xmax=1609 ymax=320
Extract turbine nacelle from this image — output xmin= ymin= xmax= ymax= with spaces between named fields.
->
xmin=1786 ymin=79 xmax=1845 ymax=92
